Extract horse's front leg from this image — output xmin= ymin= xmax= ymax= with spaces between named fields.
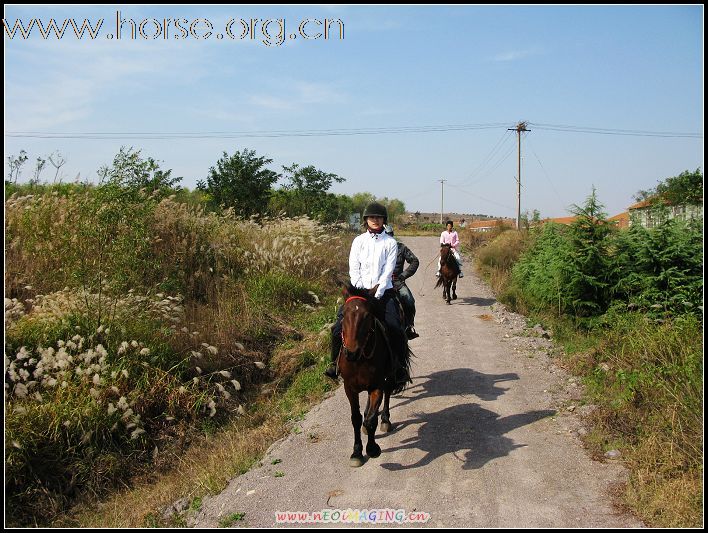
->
xmin=363 ymin=389 xmax=384 ymax=458
xmin=380 ymin=387 xmax=392 ymax=433
xmin=361 ymin=395 xmax=371 ymax=434
xmin=452 ymin=277 xmax=458 ymax=300
xmin=345 ymin=385 xmax=365 ymax=467
xmin=446 ymin=281 xmax=452 ymax=304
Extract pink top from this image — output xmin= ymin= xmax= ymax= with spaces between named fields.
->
xmin=440 ymin=230 xmax=460 ymax=251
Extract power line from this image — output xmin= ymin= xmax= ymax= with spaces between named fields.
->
xmin=529 ymin=122 xmax=702 ymax=138
xmin=525 ymin=136 xmax=564 ymax=208
xmin=446 ymin=183 xmax=515 ymax=211
xmin=4 ymin=122 xmax=510 ymax=140
xmin=455 ymin=129 xmax=514 ymax=187
xmin=5 ymin=121 xmax=700 ymax=140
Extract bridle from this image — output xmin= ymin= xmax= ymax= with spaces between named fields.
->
xmin=341 ymin=296 xmax=378 ymax=361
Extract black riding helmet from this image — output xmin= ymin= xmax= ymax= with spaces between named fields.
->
xmin=363 ymin=202 xmax=388 ymax=223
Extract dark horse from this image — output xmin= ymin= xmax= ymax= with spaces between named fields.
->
xmin=338 ymin=283 xmax=412 ymax=467
xmin=435 ymin=243 xmax=459 ymax=304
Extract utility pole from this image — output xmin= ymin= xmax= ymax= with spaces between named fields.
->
xmin=508 ymin=121 xmax=530 ymax=230
xmin=438 ymin=179 xmax=447 ymax=224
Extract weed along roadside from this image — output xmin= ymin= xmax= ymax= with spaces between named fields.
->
xmin=462 ymin=185 xmax=703 ymax=528
xmin=57 ymin=305 xmax=341 ymax=528
xmin=4 ymin=174 xmax=359 ymax=527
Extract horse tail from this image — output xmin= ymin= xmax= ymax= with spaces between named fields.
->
xmin=391 ymin=343 xmax=413 ymax=395
xmin=434 ymin=276 xmax=444 ymax=289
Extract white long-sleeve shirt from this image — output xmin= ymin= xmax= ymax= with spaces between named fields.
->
xmin=349 ymin=230 xmax=398 ymax=299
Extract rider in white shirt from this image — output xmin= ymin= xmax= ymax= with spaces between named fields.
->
xmin=325 ymin=202 xmax=406 ymax=379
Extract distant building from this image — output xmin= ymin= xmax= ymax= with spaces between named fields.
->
xmin=608 ymin=212 xmax=630 ymax=229
xmin=539 ymin=216 xmax=579 ymax=226
xmin=468 ymin=219 xmax=515 ymax=232
xmin=627 ymin=198 xmax=703 ymax=229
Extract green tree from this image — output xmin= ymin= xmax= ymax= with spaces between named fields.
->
xmin=7 ymin=150 xmax=28 ymax=184
xmin=380 ymin=197 xmax=406 ymax=224
xmin=282 ymin=163 xmax=344 ymax=195
xmin=566 ymin=187 xmax=616 ymax=317
xmin=612 ymin=216 xmax=703 ymax=317
xmin=351 ymin=192 xmax=376 ymax=216
xmin=98 ymin=146 xmax=181 ymax=195
xmin=634 ymin=169 xmax=703 ymax=206
xmin=654 ymin=169 xmax=703 ymax=206
xmin=198 ymin=148 xmax=280 ymax=217
xmin=279 ymin=163 xmax=345 ymax=218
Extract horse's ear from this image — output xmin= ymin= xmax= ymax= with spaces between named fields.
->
xmin=368 ymin=284 xmax=379 ymax=297
xmin=333 ymin=274 xmax=348 ymax=295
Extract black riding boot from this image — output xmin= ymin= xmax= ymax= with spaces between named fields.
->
xmin=324 ymin=319 xmax=342 ymax=380
xmin=391 ymin=329 xmax=411 ymax=388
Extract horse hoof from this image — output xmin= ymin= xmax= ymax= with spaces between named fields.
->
xmin=380 ymin=421 xmax=392 ymax=433
xmin=366 ymin=443 xmax=381 ymax=458
xmin=446 ymin=300 xmax=451 ymax=305
xmin=452 ymin=294 xmax=457 ymax=300
xmin=349 ymin=455 xmax=365 ymax=467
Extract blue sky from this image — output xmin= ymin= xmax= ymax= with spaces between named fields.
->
xmin=4 ymin=5 xmax=703 ymax=218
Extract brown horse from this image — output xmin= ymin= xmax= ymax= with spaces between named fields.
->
xmin=338 ymin=283 xmax=412 ymax=467
xmin=435 ymin=243 xmax=459 ymax=304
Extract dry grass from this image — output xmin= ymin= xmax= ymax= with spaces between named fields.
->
xmin=5 ymin=187 xmax=351 ymax=526
xmin=56 ymin=409 xmax=285 ymax=527
xmin=54 ymin=331 xmax=333 ymax=528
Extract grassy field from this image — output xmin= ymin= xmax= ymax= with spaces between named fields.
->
xmin=5 ymin=183 xmax=353 ymax=526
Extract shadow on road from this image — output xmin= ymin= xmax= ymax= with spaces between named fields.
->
xmin=395 ymin=368 xmax=519 ymax=408
xmin=379 ymin=403 xmax=556 ymax=471
xmin=455 ymin=296 xmax=497 ymax=307
xmin=378 ymin=369 xmax=555 ymax=471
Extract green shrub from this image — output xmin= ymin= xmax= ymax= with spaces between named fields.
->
xmin=611 ymin=216 xmax=703 ymax=318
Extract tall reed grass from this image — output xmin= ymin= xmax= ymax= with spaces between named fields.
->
xmin=4 ymin=185 xmax=352 ymax=525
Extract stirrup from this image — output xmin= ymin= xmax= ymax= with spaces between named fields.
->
xmin=458 ymin=271 xmax=464 ymax=278
xmin=406 ymin=327 xmax=420 ymax=340
xmin=435 ymin=271 xmax=440 ymax=277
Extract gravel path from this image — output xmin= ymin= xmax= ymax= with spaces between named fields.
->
xmin=189 ymin=236 xmax=643 ymax=528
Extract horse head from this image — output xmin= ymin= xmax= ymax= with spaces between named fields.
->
xmin=341 ymin=284 xmax=378 ymax=361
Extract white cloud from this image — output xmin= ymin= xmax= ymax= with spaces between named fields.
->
xmin=248 ymin=95 xmax=295 ymax=111
xmin=248 ymin=80 xmax=346 ymax=112
xmin=491 ymin=47 xmax=544 ymax=62
xmin=5 ymin=38 xmax=213 ymax=131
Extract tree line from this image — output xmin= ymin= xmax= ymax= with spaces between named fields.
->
xmin=6 ymin=146 xmax=407 ymax=224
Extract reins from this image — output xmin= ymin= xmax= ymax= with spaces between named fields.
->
xmin=341 ymin=296 xmax=382 ymax=361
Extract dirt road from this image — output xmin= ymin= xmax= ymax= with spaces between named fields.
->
xmin=190 ymin=236 xmax=643 ymax=528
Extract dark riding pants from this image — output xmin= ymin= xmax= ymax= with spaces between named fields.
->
xmin=396 ymin=283 xmax=416 ymax=328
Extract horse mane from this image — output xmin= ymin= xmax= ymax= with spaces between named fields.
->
xmin=345 ymin=284 xmax=384 ymax=317
xmin=346 ymin=283 xmax=374 ymax=300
